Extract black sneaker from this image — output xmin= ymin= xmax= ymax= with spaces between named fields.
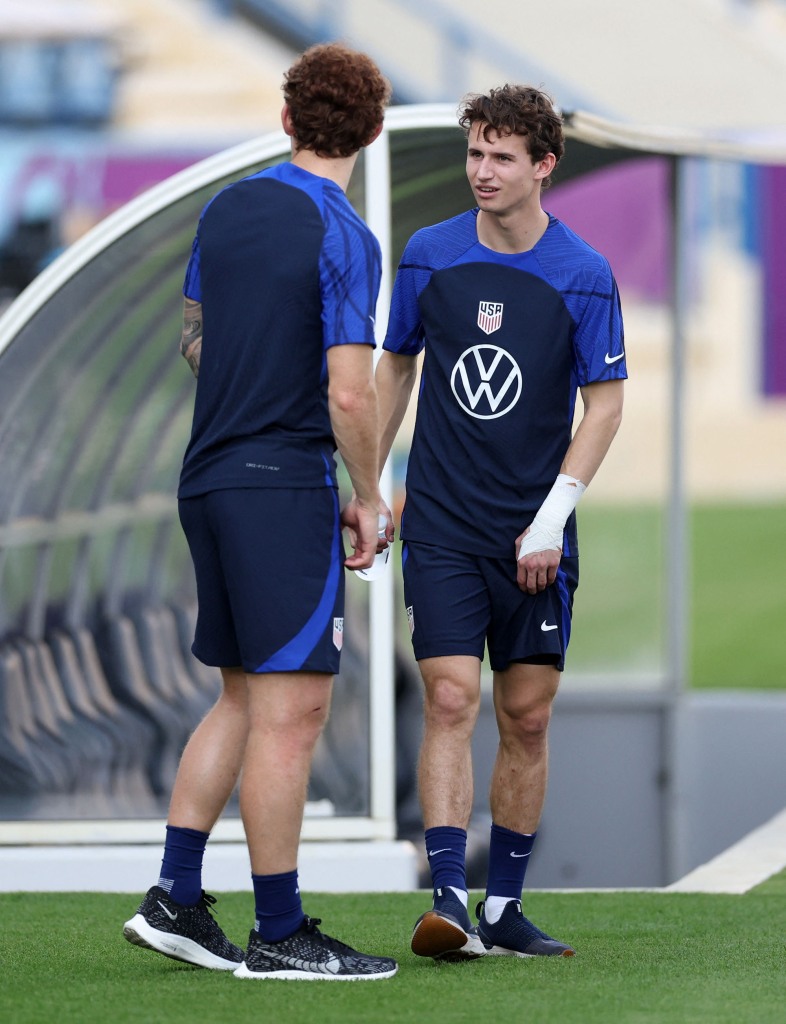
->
xmin=411 ymin=887 xmax=486 ymax=961
xmin=123 ymin=886 xmax=244 ymax=970
xmin=476 ymin=899 xmax=575 ymax=957
xmin=234 ymin=917 xmax=398 ymax=981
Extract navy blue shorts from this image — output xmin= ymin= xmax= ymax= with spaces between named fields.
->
xmin=401 ymin=540 xmax=579 ymax=672
xmin=178 ymin=487 xmax=345 ymax=674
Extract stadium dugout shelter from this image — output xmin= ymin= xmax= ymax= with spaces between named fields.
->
xmin=0 ymin=105 xmax=785 ymax=892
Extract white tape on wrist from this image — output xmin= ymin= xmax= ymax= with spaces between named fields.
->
xmin=518 ymin=474 xmax=586 ymax=561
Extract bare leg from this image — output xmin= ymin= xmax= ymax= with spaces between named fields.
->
xmin=240 ymin=670 xmax=333 ymax=875
xmin=418 ymin=655 xmax=482 ymax=830
xmin=125 ymin=667 xmax=250 ymax=968
xmin=410 ymin=656 xmax=487 ymax=961
xmin=490 ymin=662 xmax=560 ymax=833
xmin=480 ymin=663 xmax=575 ymax=957
xmin=168 ymin=666 xmax=250 ymax=831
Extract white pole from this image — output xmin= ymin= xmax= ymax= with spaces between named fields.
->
xmin=363 ymin=128 xmax=397 ymax=839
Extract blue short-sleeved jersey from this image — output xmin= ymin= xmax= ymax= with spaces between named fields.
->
xmin=383 ymin=209 xmax=626 ymax=558
xmin=178 ymin=162 xmax=381 ymax=499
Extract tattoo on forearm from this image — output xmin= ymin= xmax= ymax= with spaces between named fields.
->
xmin=180 ymin=299 xmax=203 ymax=377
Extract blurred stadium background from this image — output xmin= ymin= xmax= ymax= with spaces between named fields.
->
xmin=0 ymin=0 xmax=784 ymax=891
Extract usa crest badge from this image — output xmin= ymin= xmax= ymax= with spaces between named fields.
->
xmin=333 ymin=617 xmax=344 ymax=651
xmin=477 ymin=301 xmax=503 ymax=335
xmin=406 ymin=605 xmax=415 ymax=637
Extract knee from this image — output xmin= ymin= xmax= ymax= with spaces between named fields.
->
xmin=497 ymin=697 xmax=553 ymax=746
xmin=251 ymin=698 xmax=330 ymax=746
xmin=424 ymin=676 xmax=480 ymax=731
xmin=292 ymin=700 xmax=331 ymax=742
xmin=306 ymin=700 xmax=331 ymax=738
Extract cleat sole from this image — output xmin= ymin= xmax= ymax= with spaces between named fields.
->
xmin=411 ymin=911 xmax=486 ymax=961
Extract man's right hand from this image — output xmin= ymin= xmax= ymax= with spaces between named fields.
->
xmin=341 ymin=497 xmax=393 ymax=569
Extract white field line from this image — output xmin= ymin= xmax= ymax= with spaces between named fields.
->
xmin=663 ymin=807 xmax=786 ymax=894
xmin=531 ymin=806 xmax=786 ymax=895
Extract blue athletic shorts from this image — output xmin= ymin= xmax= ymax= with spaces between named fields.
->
xmin=401 ymin=540 xmax=579 ymax=672
xmin=178 ymin=487 xmax=345 ymax=674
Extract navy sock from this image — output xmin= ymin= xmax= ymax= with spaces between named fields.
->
xmin=158 ymin=824 xmax=209 ymax=906
xmin=425 ymin=826 xmax=468 ymax=893
xmin=252 ymin=869 xmax=304 ymax=942
xmin=485 ymin=822 xmax=537 ymax=900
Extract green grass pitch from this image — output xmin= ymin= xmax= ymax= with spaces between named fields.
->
xmin=568 ymin=502 xmax=786 ymax=688
xmin=2 ymin=878 xmax=786 ymax=1024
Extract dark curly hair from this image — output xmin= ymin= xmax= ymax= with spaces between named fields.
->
xmin=458 ymin=85 xmax=564 ymax=188
xmin=283 ymin=43 xmax=391 ymax=158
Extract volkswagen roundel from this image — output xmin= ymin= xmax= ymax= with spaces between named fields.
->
xmin=450 ymin=343 xmax=523 ymax=419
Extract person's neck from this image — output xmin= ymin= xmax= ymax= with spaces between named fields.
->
xmin=476 ymin=206 xmax=550 ymax=254
xmin=291 ymin=147 xmax=359 ymax=193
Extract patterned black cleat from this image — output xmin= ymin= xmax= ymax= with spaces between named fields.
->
xmin=476 ymin=899 xmax=575 ymax=957
xmin=411 ymin=887 xmax=486 ymax=961
xmin=234 ymin=916 xmax=398 ymax=981
xmin=123 ymin=886 xmax=244 ymax=970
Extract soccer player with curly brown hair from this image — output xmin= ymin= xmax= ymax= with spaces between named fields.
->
xmin=123 ymin=44 xmax=396 ymax=982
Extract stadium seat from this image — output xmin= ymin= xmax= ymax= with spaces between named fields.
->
xmin=0 ymin=643 xmax=54 ymax=800
xmin=133 ymin=605 xmax=216 ymax=722
xmin=49 ymin=628 xmax=159 ymax=813
xmin=94 ymin=615 xmax=192 ymax=797
xmin=13 ymin=638 xmax=112 ymax=804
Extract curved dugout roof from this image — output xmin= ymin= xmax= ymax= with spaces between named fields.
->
xmin=2 ymin=103 xmax=785 ymax=828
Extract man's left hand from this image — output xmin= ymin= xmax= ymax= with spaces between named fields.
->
xmin=516 ymin=527 xmax=561 ymax=594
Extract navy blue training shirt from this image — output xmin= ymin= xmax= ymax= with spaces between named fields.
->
xmin=178 ymin=162 xmax=381 ymax=499
xmin=383 ymin=209 xmax=626 ymax=558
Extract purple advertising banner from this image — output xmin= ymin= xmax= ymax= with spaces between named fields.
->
xmin=547 ymin=157 xmax=671 ymax=304
xmin=0 ymin=142 xmax=211 ymax=302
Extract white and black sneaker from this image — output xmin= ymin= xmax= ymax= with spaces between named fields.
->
xmin=234 ymin=916 xmax=398 ymax=981
xmin=123 ymin=886 xmax=244 ymax=970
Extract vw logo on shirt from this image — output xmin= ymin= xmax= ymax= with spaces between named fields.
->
xmin=450 ymin=344 xmax=522 ymax=419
